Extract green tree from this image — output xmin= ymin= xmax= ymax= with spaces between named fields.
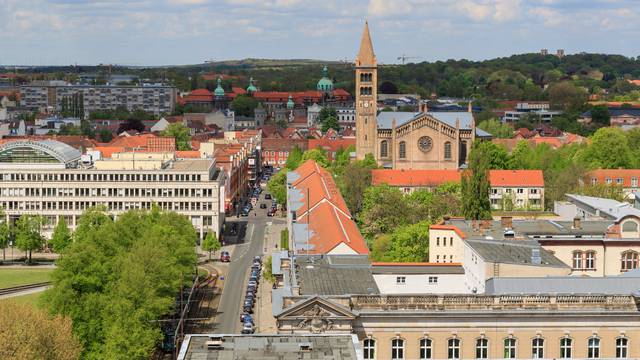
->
xmin=14 ymin=215 xmax=44 ymax=263
xmin=575 ymin=184 xmax=625 ymax=202
xmin=360 ymin=185 xmax=410 ymax=240
xmin=547 ymin=82 xmax=588 ymax=111
xmin=301 ymin=148 xmax=330 ymax=168
xmin=50 ymin=217 xmax=72 ymax=254
xmin=267 ymin=171 xmax=287 ymax=205
xmin=98 ymin=128 xmax=113 ymax=143
xmin=336 ymin=154 xmax=378 ymax=215
xmin=590 ymin=105 xmax=611 ymax=126
xmin=317 ymin=107 xmax=337 ymax=123
xmin=284 ymin=146 xmax=303 ymax=170
xmin=0 ymin=221 xmax=8 ymax=261
xmin=161 ymin=123 xmax=192 ymax=150
xmin=477 ymin=118 xmax=513 ymax=138
xmin=321 ymin=116 xmax=340 ymax=133
xmin=231 ymin=95 xmax=259 ymax=117
xmin=45 ymin=208 xmax=197 ymax=359
xmin=578 ymin=127 xmax=633 ymax=169
xmin=461 ymin=141 xmax=492 ymax=220
xmin=507 ymin=140 xmax=535 ymax=169
xmin=201 ymin=232 xmax=221 ymax=261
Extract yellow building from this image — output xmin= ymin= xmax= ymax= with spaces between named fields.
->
xmin=354 ymin=22 xmax=491 ymax=169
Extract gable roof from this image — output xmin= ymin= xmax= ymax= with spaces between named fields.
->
xmin=489 ymin=170 xmax=544 ymax=187
xmin=371 ymin=169 xmax=461 ymax=187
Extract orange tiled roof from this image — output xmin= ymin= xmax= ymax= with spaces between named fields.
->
xmin=587 ymin=169 xmax=640 ymax=187
xmin=429 ymin=224 xmax=466 ymax=238
xmin=290 ymin=160 xmax=368 ymax=255
xmin=93 ymin=146 xmax=125 ymax=158
xmin=489 ymin=169 xmax=544 ymax=187
xmin=371 ymin=169 xmax=461 ymax=187
xmin=175 ymin=150 xmax=201 ymax=159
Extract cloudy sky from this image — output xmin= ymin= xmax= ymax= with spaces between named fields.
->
xmin=1 ymin=0 xmax=638 ymax=66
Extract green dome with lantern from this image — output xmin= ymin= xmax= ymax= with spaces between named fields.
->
xmin=246 ymin=77 xmax=258 ymax=94
xmin=316 ymin=66 xmax=334 ymax=92
xmin=214 ymin=77 xmax=225 ymax=98
xmin=286 ymin=94 xmax=295 ymax=109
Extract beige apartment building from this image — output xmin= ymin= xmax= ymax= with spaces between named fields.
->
xmin=273 ymin=255 xmax=640 ymax=360
xmin=0 ymin=140 xmax=225 ymax=238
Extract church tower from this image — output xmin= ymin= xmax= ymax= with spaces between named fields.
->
xmin=355 ymin=21 xmax=377 ymax=160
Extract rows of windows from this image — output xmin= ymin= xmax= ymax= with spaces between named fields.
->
xmin=360 ymin=87 xmax=373 ymax=96
xmin=2 ymin=200 xmax=215 ymax=212
xmin=592 ymin=176 xmax=639 ymax=187
xmin=491 ymin=188 xmax=541 ymax=195
xmin=360 ymin=73 xmax=373 ymax=82
xmin=363 ymin=336 xmax=631 ymax=359
xmin=0 ymin=187 xmax=214 ymax=198
xmin=0 ymin=172 xmax=205 ymax=182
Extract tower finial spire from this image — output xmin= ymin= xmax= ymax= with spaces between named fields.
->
xmin=356 ymin=21 xmax=376 ymax=67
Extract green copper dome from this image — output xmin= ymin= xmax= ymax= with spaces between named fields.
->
xmin=316 ymin=66 xmax=333 ymax=92
xmin=247 ymin=77 xmax=258 ymax=93
xmin=214 ymin=77 xmax=225 ymax=97
xmin=286 ymin=94 xmax=295 ymax=109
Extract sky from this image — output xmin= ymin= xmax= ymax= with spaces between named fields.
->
xmin=1 ymin=0 xmax=639 ymax=66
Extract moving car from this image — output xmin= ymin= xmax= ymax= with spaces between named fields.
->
xmin=219 ymin=251 xmax=230 ymax=262
xmin=264 ymin=194 xmax=272 ymax=200
xmin=259 ymin=203 xmax=267 ymax=209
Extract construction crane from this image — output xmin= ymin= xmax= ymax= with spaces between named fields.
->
xmin=397 ymin=54 xmax=420 ymax=65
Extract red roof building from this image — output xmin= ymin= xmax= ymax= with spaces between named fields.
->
xmin=262 ymin=138 xmax=308 ymax=167
xmin=308 ymin=138 xmax=355 ymax=161
xmin=288 ymin=160 xmax=368 ymax=255
xmin=586 ymin=169 xmax=640 ymax=200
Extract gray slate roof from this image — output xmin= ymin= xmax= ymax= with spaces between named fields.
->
xmin=486 ymin=275 xmax=640 ymax=295
xmin=448 ymin=218 xmax=610 ymax=240
xmin=372 ymin=264 xmax=465 ymax=275
xmin=566 ymin=193 xmax=640 ymax=220
xmin=181 ymin=334 xmax=360 ymax=360
xmin=294 ymin=255 xmax=379 ymax=296
xmin=376 ymin=111 xmax=492 ymax=137
xmin=466 ymin=239 xmax=568 ymax=268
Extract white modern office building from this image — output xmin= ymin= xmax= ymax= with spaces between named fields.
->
xmin=0 ymin=140 xmax=225 ymax=239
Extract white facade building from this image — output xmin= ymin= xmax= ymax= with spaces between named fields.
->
xmin=371 ymin=263 xmax=468 ymax=294
xmin=0 ymin=140 xmax=225 ymax=239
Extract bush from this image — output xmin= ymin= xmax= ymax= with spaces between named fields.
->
xmin=280 ymin=228 xmax=289 ymax=250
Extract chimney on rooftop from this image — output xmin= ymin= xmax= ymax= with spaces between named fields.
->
xmin=531 ymin=247 xmax=542 ymax=265
xmin=501 ymin=216 xmax=513 ymax=230
xmin=480 ymin=220 xmax=492 ymax=230
xmin=573 ymin=216 xmax=581 ymax=230
xmin=419 ymin=102 xmax=428 ymax=113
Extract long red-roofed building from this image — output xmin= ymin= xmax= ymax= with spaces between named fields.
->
xmin=586 ymin=169 xmax=640 ymax=200
xmin=286 ymin=160 xmax=368 ymax=255
xmin=372 ymin=169 xmax=545 ymax=210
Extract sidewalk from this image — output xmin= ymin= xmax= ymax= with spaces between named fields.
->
xmin=256 ymin=217 xmax=285 ymax=333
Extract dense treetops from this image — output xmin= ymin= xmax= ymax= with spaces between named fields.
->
xmin=45 ymin=206 xmax=198 ymax=359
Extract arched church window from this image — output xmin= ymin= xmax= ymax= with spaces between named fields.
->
xmin=380 ymin=141 xmax=388 ymax=157
xmin=444 ymin=141 xmax=452 ymax=160
xmin=399 ymin=141 xmax=406 ymax=159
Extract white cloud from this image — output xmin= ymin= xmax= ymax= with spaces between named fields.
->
xmin=528 ymin=6 xmax=563 ymax=26
xmin=368 ymin=0 xmax=413 ymax=17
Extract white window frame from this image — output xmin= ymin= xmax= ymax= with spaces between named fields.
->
xmin=560 ymin=337 xmax=572 ymax=359
xmin=396 ymin=276 xmax=406 ymax=285
xmin=448 ymin=338 xmax=461 ymax=359
xmin=616 ymin=337 xmax=629 ymax=359
xmin=391 ymin=338 xmax=405 ymax=360
xmin=532 ymin=337 xmax=544 ymax=359
xmin=476 ymin=338 xmax=488 ymax=359
xmin=588 ymin=337 xmax=600 ymax=359
xmin=504 ymin=338 xmax=517 ymax=359
xmin=363 ymin=338 xmax=376 ymax=360
xmin=420 ymin=338 xmax=432 ymax=360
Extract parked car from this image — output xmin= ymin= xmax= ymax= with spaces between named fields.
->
xmin=240 ymin=313 xmax=253 ymax=323
xmin=253 ymin=256 xmax=262 ymax=264
xmin=243 ymin=299 xmax=254 ymax=308
xmin=243 ymin=305 xmax=253 ymax=314
xmin=249 ymin=276 xmax=259 ymax=284
xmin=241 ymin=321 xmax=255 ymax=334
xmin=220 ymin=251 xmax=230 ymax=262
xmin=264 ymin=194 xmax=272 ymax=200
xmin=247 ymin=285 xmax=257 ymax=294
xmin=248 ymin=280 xmax=257 ymax=288
xmin=259 ymin=203 xmax=267 ymax=209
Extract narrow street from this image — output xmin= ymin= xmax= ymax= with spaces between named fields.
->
xmin=213 ymin=193 xmax=269 ymax=334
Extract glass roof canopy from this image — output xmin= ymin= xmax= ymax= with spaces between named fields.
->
xmin=0 ymin=140 xmax=81 ymax=167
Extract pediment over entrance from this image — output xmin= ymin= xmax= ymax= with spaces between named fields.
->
xmin=277 ymin=296 xmax=356 ymax=334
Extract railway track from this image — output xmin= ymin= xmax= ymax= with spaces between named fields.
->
xmin=0 ymin=282 xmax=52 ymax=296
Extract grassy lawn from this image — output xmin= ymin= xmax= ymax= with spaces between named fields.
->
xmin=0 ymin=292 xmax=43 ymax=307
xmin=0 ymin=268 xmax=53 ymax=289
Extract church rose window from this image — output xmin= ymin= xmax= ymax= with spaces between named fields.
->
xmin=418 ymin=136 xmax=433 ymax=152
